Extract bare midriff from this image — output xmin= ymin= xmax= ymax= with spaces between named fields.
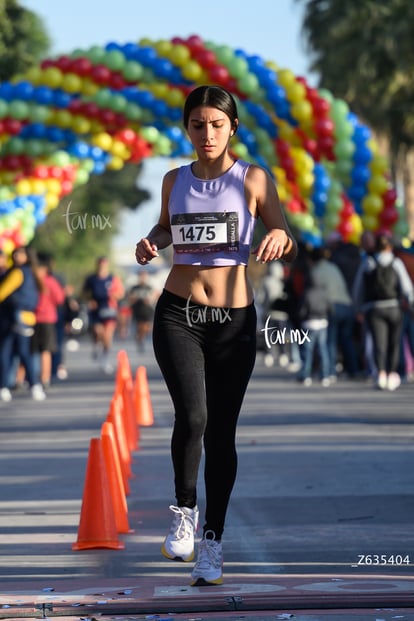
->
xmin=164 ymin=264 xmax=254 ymax=308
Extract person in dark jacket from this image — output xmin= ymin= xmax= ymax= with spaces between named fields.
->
xmin=0 ymin=247 xmax=46 ymax=402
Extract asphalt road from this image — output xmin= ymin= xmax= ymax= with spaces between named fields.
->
xmin=0 ymin=332 xmax=413 ymax=617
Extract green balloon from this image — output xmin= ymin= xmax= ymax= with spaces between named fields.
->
xmin=6 ymin=137 xmax=25 ymax=155
xmin=238 ymin=73 xmax=259 ymax=96
xmin=93 ymin=88 xmax=113 ymax=108
xmin=214 ymin=45 xmax=234 ymax=65
xmin=104 ymin=49 xmax=126 ymax=71
xmin=227 ymin=56 xmax=249 ymax=79
xmin=9 ymin=100 xmax=29 ymax=120
xmin=86 ymin=45 xmax=106 ymax=64
xmin=29 ymin=105 xmax=51 ymax=124
xmin=124 ymin=102 xmax=142 ymax=121
xmin=0 ymin=100 xmax=8 ymax=118
xmin=123 ymin=60 xmax=143 ymax=82
xmin=109 ymin=93 xmax=127 ymax=113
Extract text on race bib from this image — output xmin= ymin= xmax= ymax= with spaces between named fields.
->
xmin=171 ymin=212 xmax=239 ymax=254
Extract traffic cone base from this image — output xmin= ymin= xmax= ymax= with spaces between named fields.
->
xmin=72 ymin=438 xmax=125 ymax=551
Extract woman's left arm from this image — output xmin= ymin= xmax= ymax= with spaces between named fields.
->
xmin=247 ymin=165 xmax=297 ymax=263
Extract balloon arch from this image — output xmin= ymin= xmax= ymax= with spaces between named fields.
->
xmin=0 ymin=34 xmax=406 ymax=254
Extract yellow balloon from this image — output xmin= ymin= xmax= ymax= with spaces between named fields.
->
xmin=44 ymin=178 xmax=62 ymax=194
xmin=367 ymin=174 xmax=388 ymax=194
xmin=277 ymin=69 xmax=295 ymax=88
xmin=107 ymin=155 xmax=124 ymax=170
xmin=285 ymin=81 xmax=306 ymax=103
xmin=45 ymin=193 xmax=60 ymax=213
xmin=62 ymin=73 xmax=83 ymax=93
xmin=154 ymin=40 xmax=173 ymax=56
xmin=81 ymin=79 xmax=99 ymax=96
xmin=291 ymin=100 xmax=313 ymax=123
xmin=361 ymin=213 xmax=379 ymax=231
xmin=362 ymin=193 xmax=383 ymax=215
xmin=30 ymin=179 xmax=46 ymax=194
xmin=53 ymin=109 xmax=73 ymax=128
xmin=92 ymin=132 xmax=113 ymax=151
xmin=43 ymin=67 xmax=63 ymax=88
xmin=71 ymin=116 xmax=91 ymax=134
xmin=149 ymin=84 xmax=168 ymax=99
xmin=16 ymin=179 xmax=32 ymax=195
xmin=166 ymin=88 xmax=185 ymax=108
xmin=110 ymin=140 xmax=130 ymax=159
xmin=169 ymin=45 xmax=191 ymax=66
xmin=24 ymin=66 xmax=42 ymax=85
xmin=182 ymin=60 xmax=203 ymax=81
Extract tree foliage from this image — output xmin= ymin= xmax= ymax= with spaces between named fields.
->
xmin=295 ymin=0 xmax=414 ymax=233
xmin=32 ymin=163 xmax=151 ymax=285
xmin=296 ymin=0 xmax=414 ymax=148
xmin=0 ymin=0 xmax=51 ymax=81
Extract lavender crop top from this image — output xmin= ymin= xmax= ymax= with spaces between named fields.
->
xmin=168 ymin=159 xmax=256 ymax=266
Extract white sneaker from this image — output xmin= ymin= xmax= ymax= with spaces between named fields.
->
xmin=377 ymin=371 xmax=387 ymax=390
xmin=0 ymin=387 xmax=12 ymax=402
xmin=31 ymin=384 xmax=46 ymax=401
xmin=161 ymin=505 xmax=199 ymax=562
xmin=387 ymin=372 xmax=401 ymax=391
xmin=191 ymin=530 xmax=223 ymax=586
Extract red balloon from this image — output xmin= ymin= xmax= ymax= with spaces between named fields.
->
xmin=90 ymin=64 xmax=112 ymax=85
xmin=99 ymin=109 xmax=117 ymax=125
xmin=315 ymin=118 xmax=334 ymax=136
xmin=380 ymin=206 xmax=399 ymax=227
xmin=109 ymin=72 xmax=127 ymax=90
xmin=209 ymin=65 xmax=230 ymax=86
xmin=195 ymin=49 xmax=217 ymax=70
xmin=312 ymin=97 xmax=330 ymax=117
xmin=70 ymin=57 xmax=93 ymax=76
xmin=33 ymin=165 xmax=49 ymax=179
xmin=68 ymin=99 xmax=84 ymax=113
xmin=83 ymin=102 xmax=100 ymax=118
xmin=382 ymin=187 xmax=397 ymax=207
xmin=56 ymin=55 xmax=72 ymax=71
xmin=185 ymin=35 xmax=204 ymax=53
xmin=287 ymin=198 xmax=302 ymax=213
xmin=40 ymin=59 xmax=55 ymax=70
xmin=3 ymin=119 xmax=23 ymax=135
xmin=116 ymin=128 xmax=137 ymax=145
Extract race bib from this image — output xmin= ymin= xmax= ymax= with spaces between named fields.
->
xmin=171 ymin=212 xmax=239 ymax=253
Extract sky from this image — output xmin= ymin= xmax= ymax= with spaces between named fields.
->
xmin=21 ymin=0 xmax=315 ymax=265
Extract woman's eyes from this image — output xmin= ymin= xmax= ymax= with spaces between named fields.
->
xmin=192 ymin=124 xmax=224 ymax=130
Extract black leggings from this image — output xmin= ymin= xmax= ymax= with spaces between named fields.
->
xmin=153 ymin=289 xmax=257 ymax=539
xmin=366 ymin=304 xmax=403 ymax=373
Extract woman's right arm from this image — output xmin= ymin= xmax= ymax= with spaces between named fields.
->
xmin=135 ymin=169 xmax=177 ymax=265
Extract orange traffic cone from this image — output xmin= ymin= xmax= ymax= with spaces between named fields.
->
xmin=134 ymin=366 xmax=154 ymax=427
xmin=115 ymin=351 xmax=139 ymax=452
xmin=122 ymin=377 xmax=139 ymax=452
xmin=107 ymin=394 xmax=132 ymax=494
xmin=101 ymin=422 xmax=134 ymax=534
xmin=72 ymin=437 xmax=124 ymax=550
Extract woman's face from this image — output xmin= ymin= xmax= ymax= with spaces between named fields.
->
xmin=186 ymin=105 xmax=234 ymax=160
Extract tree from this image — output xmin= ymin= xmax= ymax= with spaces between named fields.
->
xmin=0 ymin=0 xmax=51 ymax=80
xmin=295 ymin=0 xmax=414 ymax=236
xmin=32 ymin=163 xmax=151 ymax=286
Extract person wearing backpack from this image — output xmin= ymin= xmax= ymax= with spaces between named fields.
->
xmin=352 ymin=233 xmax=414 ymax=390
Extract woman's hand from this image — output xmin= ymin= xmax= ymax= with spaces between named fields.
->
xmin=252 ymin=229 xmax=291 ymax=263
xmin=135 ymin=238 xmax=159 ymax=265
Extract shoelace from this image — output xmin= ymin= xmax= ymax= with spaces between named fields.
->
xmin=169 ymin=505 xmax=194 ymax=540
xmin=195 ymin=532 xmax=222 ymax=569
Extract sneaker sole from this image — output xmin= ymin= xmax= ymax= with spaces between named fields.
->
xmin=161 ymin=543 xmax=194 ymax=562
xmin=190 ymin=576 xmax=223 ymax=587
